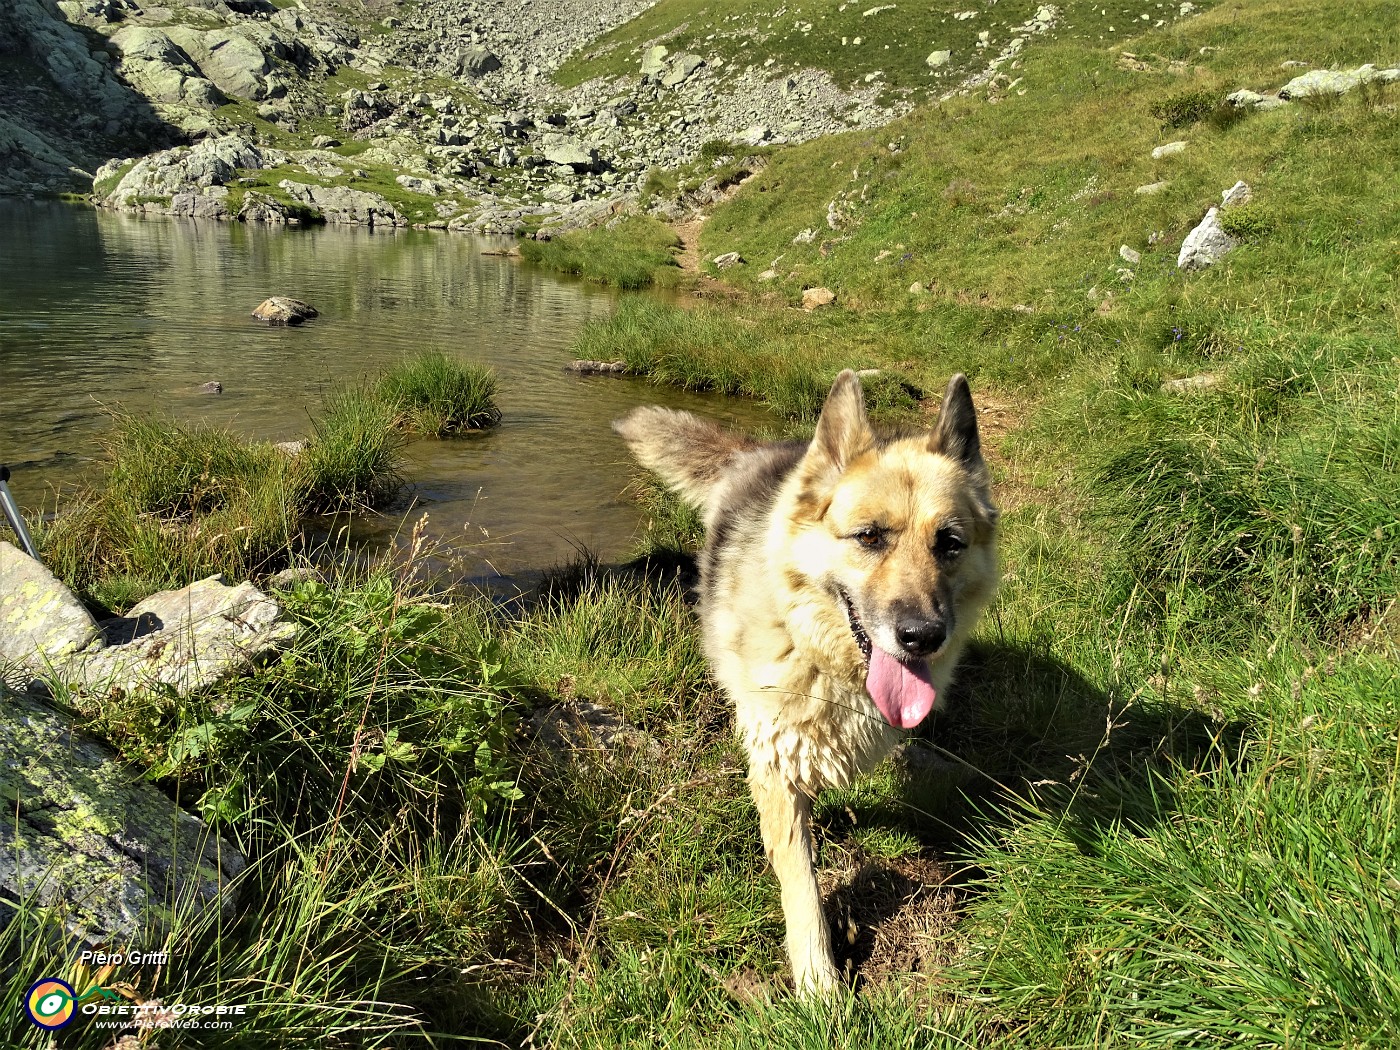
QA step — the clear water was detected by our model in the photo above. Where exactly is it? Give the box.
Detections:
[0,201,772,583]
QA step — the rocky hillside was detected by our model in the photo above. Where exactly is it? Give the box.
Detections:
[4,0,1195,233]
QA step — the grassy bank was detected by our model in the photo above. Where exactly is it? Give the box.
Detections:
[518,215,683,289]
[545,0,1400,1043]
[36,353,498,610]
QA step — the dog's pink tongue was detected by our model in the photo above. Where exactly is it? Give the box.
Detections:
[866,647,937,729]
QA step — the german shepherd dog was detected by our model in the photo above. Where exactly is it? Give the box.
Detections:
[614,370,998,995]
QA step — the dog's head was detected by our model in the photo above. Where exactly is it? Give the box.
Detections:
[786,371,999,729]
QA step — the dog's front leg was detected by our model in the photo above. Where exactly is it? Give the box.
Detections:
[749,766,840,996]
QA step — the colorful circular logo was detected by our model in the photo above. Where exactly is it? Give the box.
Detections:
[24,978,78,1030]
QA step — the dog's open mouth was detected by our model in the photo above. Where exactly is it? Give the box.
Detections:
[839,588,937,731]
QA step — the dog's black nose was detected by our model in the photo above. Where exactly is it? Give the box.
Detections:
[895,617,946,656]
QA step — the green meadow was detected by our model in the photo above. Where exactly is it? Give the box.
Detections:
[5,1,1398,1046]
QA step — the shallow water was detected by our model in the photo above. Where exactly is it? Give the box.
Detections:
[0,201,773,582]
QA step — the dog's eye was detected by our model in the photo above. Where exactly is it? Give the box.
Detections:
[934,528,966,560]
[852,527,886,551]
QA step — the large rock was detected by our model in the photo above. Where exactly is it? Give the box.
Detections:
[276,181,406,227]
[1177,206,1237,272]
[660,53,705,88]
[0,681,246,942]
[3,561,298,698]
[109,25,209,106]
[94,135,284,211]
[455,47,502,78]
[540,134,602,172]
[197,28,272,99]
[1279,65,1400,100]
[59,576,297,696]
[640,45,669,79]
[252,296,318,324]
[163,25,271,100]
[0,541,103,669]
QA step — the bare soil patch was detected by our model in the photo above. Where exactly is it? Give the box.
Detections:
[824,848,961,988]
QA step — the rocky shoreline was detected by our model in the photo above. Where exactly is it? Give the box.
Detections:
[12,0,1348,238]
[4,0,909,234]
[5,0,1086,235]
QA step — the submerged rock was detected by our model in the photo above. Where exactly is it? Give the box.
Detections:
[252,296,318,324]
[565,359,628,375]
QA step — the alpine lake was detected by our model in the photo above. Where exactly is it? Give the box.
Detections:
[0,200,774,588]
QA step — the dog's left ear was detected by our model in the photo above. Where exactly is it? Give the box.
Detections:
[930,374,983,468]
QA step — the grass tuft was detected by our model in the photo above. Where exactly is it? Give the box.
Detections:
[377,351,502,435]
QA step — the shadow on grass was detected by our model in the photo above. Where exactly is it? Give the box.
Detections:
[817,637,1249,986]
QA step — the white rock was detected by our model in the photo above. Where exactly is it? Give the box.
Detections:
[1221,180,1252,208]
[1177,206,1237,271]
[1152,140,1187,159]
[1162,373,1220,393]
[926,50,952,67]
[1119,244,1141,264]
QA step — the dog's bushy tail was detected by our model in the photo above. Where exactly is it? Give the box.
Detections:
[613,407,759,511]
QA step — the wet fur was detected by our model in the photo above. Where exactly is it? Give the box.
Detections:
[613,371,998,995]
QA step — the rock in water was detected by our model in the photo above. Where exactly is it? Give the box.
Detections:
[565,359,628,375]
[252,296,318,324]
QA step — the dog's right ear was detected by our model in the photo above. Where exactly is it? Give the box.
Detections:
[800,369,874,483]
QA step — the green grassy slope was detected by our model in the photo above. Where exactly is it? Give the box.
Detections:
[550,0,1400,1043]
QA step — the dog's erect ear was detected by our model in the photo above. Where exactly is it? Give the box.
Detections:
[930,373,982,468]
[806,369,874,476]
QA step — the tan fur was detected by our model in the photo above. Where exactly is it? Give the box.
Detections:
[614,370,998,995]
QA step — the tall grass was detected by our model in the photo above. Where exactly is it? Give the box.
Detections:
[300,385,405,513]
[574,296,920,421]
[38,416,304,605]
[38,396,404,607]
[377,351,501,435]
[3,561,529,1048]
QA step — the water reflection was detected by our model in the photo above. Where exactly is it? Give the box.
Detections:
[0,201,774,579]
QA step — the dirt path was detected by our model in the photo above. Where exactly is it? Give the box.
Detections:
[671,217,706,274]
